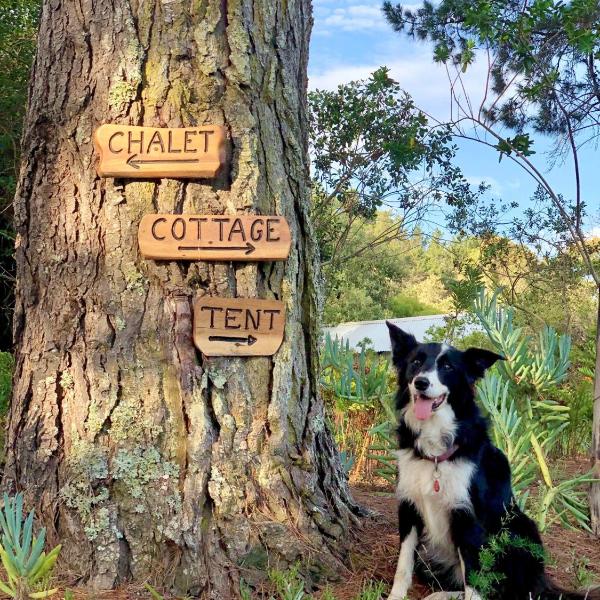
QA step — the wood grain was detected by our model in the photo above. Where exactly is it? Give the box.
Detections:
[193,297,286,356]
[138,214,291,261]
[94,124,227,178]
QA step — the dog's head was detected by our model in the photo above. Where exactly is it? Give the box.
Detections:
[386,321,503,421]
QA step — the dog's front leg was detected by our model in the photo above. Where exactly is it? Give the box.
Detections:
[389,526,417,600]
[450,509,485,600]
[389,501,422,600]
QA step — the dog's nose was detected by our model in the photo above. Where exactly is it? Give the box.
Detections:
[414,377,429,391]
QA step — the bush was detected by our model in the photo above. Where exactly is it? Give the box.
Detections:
[0,351,13,414]
[387,293,438,318]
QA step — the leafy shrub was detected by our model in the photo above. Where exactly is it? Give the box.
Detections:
[0,352,13,414]
[387,293,438,318]
[473,289,596,531]
[468,525,545,599]
[320,335,395,482]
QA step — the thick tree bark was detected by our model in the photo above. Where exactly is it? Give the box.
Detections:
[4,0,361,594]
[591,287,600,535]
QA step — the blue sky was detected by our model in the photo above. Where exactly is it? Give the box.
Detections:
[308,0,600,237]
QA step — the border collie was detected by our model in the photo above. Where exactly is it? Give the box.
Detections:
[386,322,599,600]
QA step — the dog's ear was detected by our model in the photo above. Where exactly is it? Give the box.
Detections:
[386,321,418,366]
[463,347,505,380]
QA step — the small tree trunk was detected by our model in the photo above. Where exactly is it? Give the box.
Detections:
[591,286,600,535]
[4,0,361,594]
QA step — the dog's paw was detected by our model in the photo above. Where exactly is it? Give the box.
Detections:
[464,588,483,600]
[387,590,409,600]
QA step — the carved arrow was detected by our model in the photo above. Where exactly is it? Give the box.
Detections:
[208,334,258,346]
[126,154,200,169]
[177,242,256,255]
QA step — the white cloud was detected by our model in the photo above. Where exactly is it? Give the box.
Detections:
[308,50,490,121]
[322,5,387,31]
[313,1,391,33]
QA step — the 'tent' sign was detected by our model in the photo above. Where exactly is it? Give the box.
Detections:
[94,124,226,179]
[193,297,286,357]
[138,214,292,261]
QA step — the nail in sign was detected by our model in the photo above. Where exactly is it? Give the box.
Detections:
[138,214,291,261]
[94,124,226,178]
[193,297,286,357]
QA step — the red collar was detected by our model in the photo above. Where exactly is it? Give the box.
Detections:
[424,444,459,463]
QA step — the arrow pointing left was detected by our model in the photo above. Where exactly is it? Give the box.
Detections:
[126,154,200,169]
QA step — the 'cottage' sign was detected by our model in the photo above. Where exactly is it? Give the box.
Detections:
[138,214,291,261]
[94,124,226,178]
[193,297,286,356]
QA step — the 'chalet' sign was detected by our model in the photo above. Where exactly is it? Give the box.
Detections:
[193,297,286,356]
[138,214,291,261]
[94,124,226,178]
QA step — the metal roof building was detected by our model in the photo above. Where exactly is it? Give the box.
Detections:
[323,315,450,353]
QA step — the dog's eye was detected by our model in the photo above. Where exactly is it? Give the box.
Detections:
[412,358,422,367]
[442,362,453,371]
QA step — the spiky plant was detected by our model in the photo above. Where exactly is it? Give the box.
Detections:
[0,493,61,599]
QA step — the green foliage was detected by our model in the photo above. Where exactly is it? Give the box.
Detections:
[320,335,399,484]
[309,68,484,300]
[321,335,397,482]
[144,583,165,600]
[241,565,387,600]
[0,351,13,414]
[321,215,472,325]
[473,289,571,392]
[468,525,545,599]
[382,0,600,364]
[0,0,40,350]
[494,134,536,161]
[387,293,438,318]
[571,555,597,589]
[268,564,307,600]
[383,0,600,137]
[0,493,61,599]
[321,335,392,412]
[473,289,596,531]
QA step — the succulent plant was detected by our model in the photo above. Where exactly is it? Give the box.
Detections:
[0,493,61,599]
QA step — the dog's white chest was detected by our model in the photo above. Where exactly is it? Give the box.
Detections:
[396,450,475,569]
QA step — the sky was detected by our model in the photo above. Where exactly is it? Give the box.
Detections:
[308,0,600,238]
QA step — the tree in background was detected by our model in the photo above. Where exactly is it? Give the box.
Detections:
[308,67,484,305]
[384,0,600,532]
[0,0,38,349]
[3,0,361,593]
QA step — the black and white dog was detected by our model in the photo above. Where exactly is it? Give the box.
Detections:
[386,322,599,600]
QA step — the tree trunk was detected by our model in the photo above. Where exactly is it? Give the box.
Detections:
[4,0,361,594]
[591,286,600,535]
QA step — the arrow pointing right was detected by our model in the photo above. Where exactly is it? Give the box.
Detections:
[208,334,258,346]
[178,242,256,255]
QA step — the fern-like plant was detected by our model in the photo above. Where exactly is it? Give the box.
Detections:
[0,493,61,599]
[473,289,597,532]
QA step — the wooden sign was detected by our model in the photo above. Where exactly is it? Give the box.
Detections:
[94,124,226,178]
[138,214,291,261]
[193,297,286,356]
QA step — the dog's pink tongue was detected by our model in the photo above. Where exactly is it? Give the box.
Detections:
[414,396,435,420]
